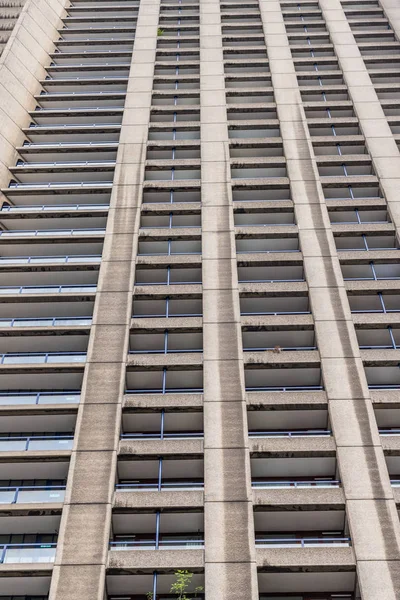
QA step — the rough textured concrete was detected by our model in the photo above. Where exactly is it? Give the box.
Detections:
[0,0,26,56]
[48,0,160,598]
[0,0,68,187]
[200,1,258,598]
[261,0,400,596]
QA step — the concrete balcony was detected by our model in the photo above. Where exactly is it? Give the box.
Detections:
[107,547,204,571]
[256,545,355,569]
[123,393,203,411]
[118,437,203,458]
[249,435,336,458]
[253,485,345,509]
[114,488,203,510]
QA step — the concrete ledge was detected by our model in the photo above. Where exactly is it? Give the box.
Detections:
[0,404,79,416]
[353,313,400,327]
[246,390,327,409]
[236,252,302,265]
[382,437,400,453]
[131,317,203,331]
[249,436,336,457]
[244,350,320,367]
[253,486,345,509]
[235,227,297,239]
[134,284,202,297]
[0,563,54,576]
[239,282,308,294]
[123,393,203,410]
[0,450,71,462]
[346,280,400,293]
[241,314,314,329]
[107,548,204,571]
[138,231,202,244]
[0,502,63,516]
[136,254,201,267]
[114,489,204,510]
[361,349,400,365]
[332,223,394,234]
[393,487,400,506]
[119,438,203,457]
[126,352,203,368]
[256,546,355,569]
[141,202,200,213]
[371,390,400,407]
[339,250,400,262]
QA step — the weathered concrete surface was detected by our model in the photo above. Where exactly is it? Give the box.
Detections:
[48,0,160,598]
[200,1,258,598]
[261,0,400,596]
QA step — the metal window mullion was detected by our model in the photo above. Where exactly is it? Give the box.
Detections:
[370,261,378,281]
[378,292,386,313]
[164,330,168,354]
[160,409,165,439]
[155,511,161,549]
[158,457,163,491]
[388,326,397,350]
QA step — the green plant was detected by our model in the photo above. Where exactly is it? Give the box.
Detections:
[157,27,164,36]
[171,570,203,599]
[147,570,203,600]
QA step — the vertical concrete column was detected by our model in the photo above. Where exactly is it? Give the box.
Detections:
[0,0,69,186]
[200,2,258,599]
[49,1,159,598]
[259,2,400,598]
[320,0,400,240]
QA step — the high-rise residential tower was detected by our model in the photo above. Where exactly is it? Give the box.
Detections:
[1,0,400,598]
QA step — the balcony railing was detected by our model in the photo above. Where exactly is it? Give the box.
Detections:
[0,543,57,564]
[1,203,109,212]
[0,285,97,295]
[8,181,112,190]
[240,310,311,316]
[252,480,340,489]
[249,429,331,438]
[379,429,400,436]
[238,277,305,283]
[129,347,202,355]
[0,255,101,265]
[0,352,87,364]
[110,539,204,550]
[369,384,400,389]
[243,345,317,352]
[0,317,92,327]
[255,537,351,548]
[116,481,204,491]
[16,160,116,167]
[0,485,66,504]
[0,436,73,451]
[126,386,203,394]
[121,432,203,440]
[246,385,324,392]
[0,228,105,236]
[135,279,202,286]
[0,391,80,405]
[133,311,202,318]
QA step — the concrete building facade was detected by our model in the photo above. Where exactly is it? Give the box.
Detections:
[1,0,400,598]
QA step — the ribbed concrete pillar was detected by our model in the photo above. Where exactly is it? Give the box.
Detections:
[260,2,400,598]
[48,1,159,598]
[320,0,400,241]
[200,2,258,598]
